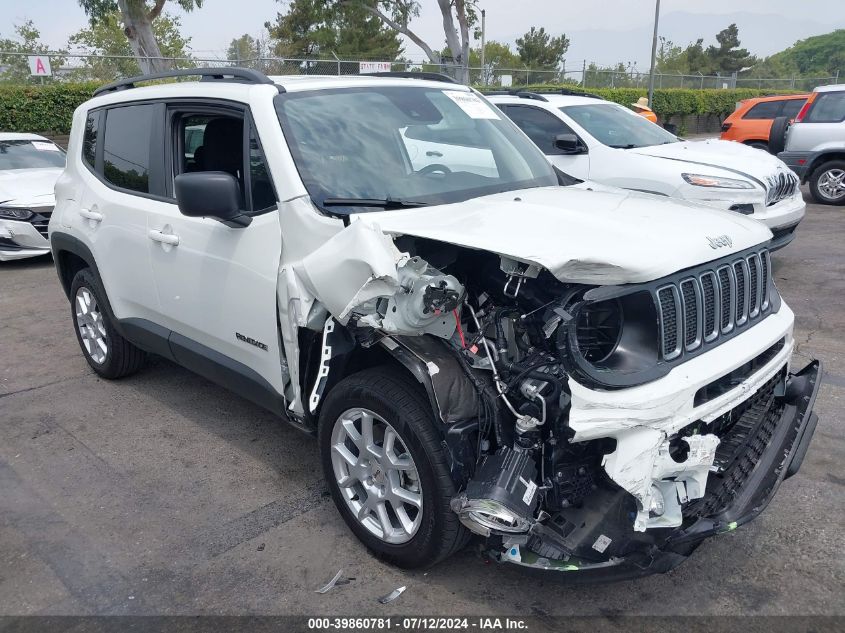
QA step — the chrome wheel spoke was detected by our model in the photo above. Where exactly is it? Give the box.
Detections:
[394,504,416,534]
[332,443,358,468]
[374,502,393,537]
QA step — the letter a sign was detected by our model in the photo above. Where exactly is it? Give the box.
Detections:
[28,56,52,77]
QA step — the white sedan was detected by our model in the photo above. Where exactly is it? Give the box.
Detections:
[0,133,66,261]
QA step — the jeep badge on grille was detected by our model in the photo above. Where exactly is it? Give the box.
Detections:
[706,235,733,249]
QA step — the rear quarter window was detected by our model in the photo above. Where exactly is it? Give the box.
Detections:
[102,104,155,193]
[742,101,783,120]
[82,111,99,169]
[806,92,845,123]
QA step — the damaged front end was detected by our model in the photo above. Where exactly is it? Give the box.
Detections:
[289,215,820,580]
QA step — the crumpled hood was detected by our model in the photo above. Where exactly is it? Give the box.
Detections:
[629,139,788,184]
[0,168,62,205]
[356,186,771,285]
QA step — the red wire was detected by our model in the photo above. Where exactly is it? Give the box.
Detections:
[453,309,467,348]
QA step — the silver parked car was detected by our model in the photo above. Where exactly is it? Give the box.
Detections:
[777,84,845,205]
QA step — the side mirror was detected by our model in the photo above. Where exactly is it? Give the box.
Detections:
[174,172,252,228]
[554,133,586,154]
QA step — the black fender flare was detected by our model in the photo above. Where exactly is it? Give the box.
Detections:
[50,231,101,300]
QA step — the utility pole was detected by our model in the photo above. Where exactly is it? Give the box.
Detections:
[480,9,487,86]
[647,0,661,108]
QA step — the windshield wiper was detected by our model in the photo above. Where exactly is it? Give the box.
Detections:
[322,197,428,210]
[609,144,637,149]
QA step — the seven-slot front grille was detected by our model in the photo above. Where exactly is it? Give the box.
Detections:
[657,250,772,361]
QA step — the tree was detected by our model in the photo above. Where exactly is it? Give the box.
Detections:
[468,40,519,84]
[515,27,568,84]
[77,0,202,74]
[266,0,402,60]
[340,0,479,84]
[68,11,191,80]
[706,24,757,73]
[228,34,260,64]
[0,21,67,82]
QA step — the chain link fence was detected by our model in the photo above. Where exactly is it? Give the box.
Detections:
[0,51,840,91]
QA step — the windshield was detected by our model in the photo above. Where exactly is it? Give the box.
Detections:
[274,86,557,212]
[0,139,66,170]
[561,103,678,149]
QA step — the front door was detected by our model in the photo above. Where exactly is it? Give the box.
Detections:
[145,103,286,395]
[498,104,590,180]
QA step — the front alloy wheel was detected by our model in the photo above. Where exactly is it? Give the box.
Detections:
[330,407,423,544]
[318,368,468,568]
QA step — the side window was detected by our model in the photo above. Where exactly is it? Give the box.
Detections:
[806,92,845,123]
[742,101,783,120]
[781,99,806,119]
[500,105,574,154]
[82,111,99,169]
[248,125,276,212]
[102,104,155,193]
[170,109,275,214]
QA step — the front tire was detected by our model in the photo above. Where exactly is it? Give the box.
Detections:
[70,268,146,379]
[318,368,468,568]
[809,160,845,205]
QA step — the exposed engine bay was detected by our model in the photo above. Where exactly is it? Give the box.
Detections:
[289,217,817,576]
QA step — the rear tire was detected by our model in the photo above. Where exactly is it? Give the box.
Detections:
[70,268,146,379]
[746,141,770,152]
[768,116,790,154]
[809,160,845,205]
[318,367,468,569]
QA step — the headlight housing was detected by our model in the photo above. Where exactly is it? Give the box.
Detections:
[682,173,754,189]
[0,207,34,220]
[560,290,664,389]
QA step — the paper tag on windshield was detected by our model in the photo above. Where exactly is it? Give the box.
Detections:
[32,141,59,152]
[443,90,500,119]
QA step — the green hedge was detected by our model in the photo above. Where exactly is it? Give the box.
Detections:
[0,83,100,134]
[480,85,806,118]
[0,82,807,134]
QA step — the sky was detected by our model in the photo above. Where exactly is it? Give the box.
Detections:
[1,0,843,68]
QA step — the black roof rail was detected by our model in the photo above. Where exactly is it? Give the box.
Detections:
[369,71,457,84]
[483,90,549,102]
[93,67,276,97]
[530,87,605,100]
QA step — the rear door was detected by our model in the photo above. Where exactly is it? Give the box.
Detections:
[497,104,590,180]
[73,102,165,323]
[145,101,286,394]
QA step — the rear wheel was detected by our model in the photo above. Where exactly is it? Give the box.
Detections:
[809,160,845,205]
[318,368,468,568]
[70,268,146,378]
[768,116,790,154]
[746,141,770,152]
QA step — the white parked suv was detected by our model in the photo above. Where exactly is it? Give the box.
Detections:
[487,90,806,250]
[50,69,820,580]
[0,133,66,261]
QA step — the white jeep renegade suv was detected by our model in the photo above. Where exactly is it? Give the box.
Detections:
[49,69,820,579]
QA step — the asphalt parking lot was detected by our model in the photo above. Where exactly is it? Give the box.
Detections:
[1,189,843,619]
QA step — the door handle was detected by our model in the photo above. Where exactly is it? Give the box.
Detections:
[79,208,103,222]
[148,229,180,246]
[426,150,443,157]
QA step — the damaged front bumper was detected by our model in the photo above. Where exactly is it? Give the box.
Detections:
[496,359,821,580]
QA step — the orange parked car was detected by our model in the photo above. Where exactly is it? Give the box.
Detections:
[720,94,809,151]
